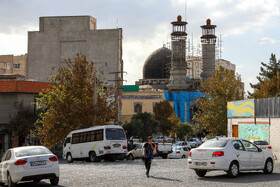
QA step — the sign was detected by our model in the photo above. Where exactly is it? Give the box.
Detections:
[227,99,254,117]
[122,95,162,99]
[122,85,139,92]
[238,123,269,143]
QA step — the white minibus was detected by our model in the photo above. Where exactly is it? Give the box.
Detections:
[62,125,127,163]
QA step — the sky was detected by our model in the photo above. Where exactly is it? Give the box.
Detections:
[0,0,280,95]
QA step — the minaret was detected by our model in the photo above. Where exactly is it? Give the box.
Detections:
[167,15,188,91]
[200,19,217,80]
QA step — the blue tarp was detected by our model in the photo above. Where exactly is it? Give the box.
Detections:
[164,91,204,123]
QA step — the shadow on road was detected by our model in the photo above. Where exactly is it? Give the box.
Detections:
[150,176,182,182]
[16,180,65,187]
[198,171,280,183]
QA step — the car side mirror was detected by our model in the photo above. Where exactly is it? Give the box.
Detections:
[258,148,262,152]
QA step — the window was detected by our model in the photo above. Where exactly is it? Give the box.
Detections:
[64,137,71,146]
[13,63,20,69]
[15,147,51,157]
[232,140,245,151]
[96,130,103,141]
[72,133,80,144]
[134,103,142,113]
[106,128,126,140]
[2,150,11,161]
[90,131,96,141]
[199,139,228,148]
[242,140,259,152]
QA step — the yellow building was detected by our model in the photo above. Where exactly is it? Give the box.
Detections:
[121,85,168,123]
[0,54,28,78]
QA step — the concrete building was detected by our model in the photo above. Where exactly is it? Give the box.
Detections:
[0,54,28,78]
[27,16,123,90]
[227,97,280,159]
[0,80,51,153]
[200,19,217,80]
[167,15,189,91]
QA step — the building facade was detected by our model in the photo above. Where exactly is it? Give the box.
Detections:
[27,16,123,89]
[0,54,28,78]
[227,97,280,159]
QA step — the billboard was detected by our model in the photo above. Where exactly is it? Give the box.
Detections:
[227,99,254,117]
[238,123,269,143]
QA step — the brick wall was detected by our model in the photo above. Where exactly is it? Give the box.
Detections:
[0,81,52,93]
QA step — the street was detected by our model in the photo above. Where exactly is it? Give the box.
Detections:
[15,158,280,187]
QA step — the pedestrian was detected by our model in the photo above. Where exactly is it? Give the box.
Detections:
[130,136,134,149]
[142,136,155,178]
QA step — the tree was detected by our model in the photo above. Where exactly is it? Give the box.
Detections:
[193,66,243,136]
[35,53,117,147]
[250,71,280,98]
[175,123,193,140]
[8,103,37,146]
[123,112,159,141]
[153,101,178,135]
[249,53,280,96]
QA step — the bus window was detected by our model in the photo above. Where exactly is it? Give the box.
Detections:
[64,137,71,147]
[90,131,96,141]
[72,133,80,144]
[106,128,126,140]
[96,130,103,141]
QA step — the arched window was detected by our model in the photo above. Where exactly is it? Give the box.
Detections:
[134,103,142,113]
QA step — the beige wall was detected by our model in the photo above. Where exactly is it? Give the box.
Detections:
[121,91,169,123]
[0,54,28,78]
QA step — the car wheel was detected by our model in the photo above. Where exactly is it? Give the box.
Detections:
[50,177,59,186]
[66,153,74,163]
[263,158,273,174]
[195,170,207,177]
[127,154,134,160]
[162,154,168,159]
[89,151,100,162]
[227,161,239,178]
[181,155,186,159]
[7,173,16,187]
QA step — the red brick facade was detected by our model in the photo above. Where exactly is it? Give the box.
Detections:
[0,81,52,93]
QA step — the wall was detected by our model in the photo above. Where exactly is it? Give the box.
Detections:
[121,91,166,123]
[27,16,122,88]
[0,54,28,78]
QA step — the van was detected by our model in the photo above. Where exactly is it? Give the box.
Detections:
[63,125,127,163]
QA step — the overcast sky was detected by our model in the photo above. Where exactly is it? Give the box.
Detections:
[0,0,280,95]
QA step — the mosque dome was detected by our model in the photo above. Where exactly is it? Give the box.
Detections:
[143,47,171,79]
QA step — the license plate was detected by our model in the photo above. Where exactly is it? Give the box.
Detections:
[195,162,207,166]
[113,144,120,148]
[31,160,46,166]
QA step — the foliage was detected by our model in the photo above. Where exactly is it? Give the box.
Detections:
[249,53,280,96]
[8,102,37,146]
[123,112,160,142]
[153,101,179,135]
[250,71,280,98]
[175,123,193,140]
[193,66,243,136]
[35,53,117,147]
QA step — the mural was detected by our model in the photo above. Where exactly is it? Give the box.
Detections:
[238,123,269,143]
[227,99,254,117]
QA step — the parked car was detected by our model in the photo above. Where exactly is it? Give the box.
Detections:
[172,141,191,150]
[189,137,202,148]
[202,137,214,142]
[251,140,272,152]
[188,138,274,178]
[168,146,190,159]
[157,143,173,159]
[0,146,60,187]
[126,143,157,160]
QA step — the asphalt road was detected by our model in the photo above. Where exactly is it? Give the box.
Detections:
[15,158,280,187]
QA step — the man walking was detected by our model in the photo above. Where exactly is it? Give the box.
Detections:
[142,136,155,177]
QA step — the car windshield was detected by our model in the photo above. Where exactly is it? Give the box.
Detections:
[199,139,228,148]
[106,128,126,140]
[254,141,268,145]
[15,147,51,157]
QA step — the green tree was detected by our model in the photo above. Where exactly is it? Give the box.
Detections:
[8,103,37,146]
[176,123,193,140]
[249,53,280,96]
[194,66,243,136]
[35,53,117,147]
[123,112,159,141]
[153,101,178,135]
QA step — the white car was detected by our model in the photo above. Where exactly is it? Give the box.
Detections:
[189,138,202,148]
[172,141,191,150]
[251,140,272,151]
[168,146,190,159]
[126,143,157,160]
[188,138,274,178]
[0,146,60,187]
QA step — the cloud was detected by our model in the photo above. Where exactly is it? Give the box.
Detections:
[257,37,279,45]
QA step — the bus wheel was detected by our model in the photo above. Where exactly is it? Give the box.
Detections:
[89,152,100,162]
[67,153,74,163]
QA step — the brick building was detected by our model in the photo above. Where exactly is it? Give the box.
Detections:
[0,54,28,78]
